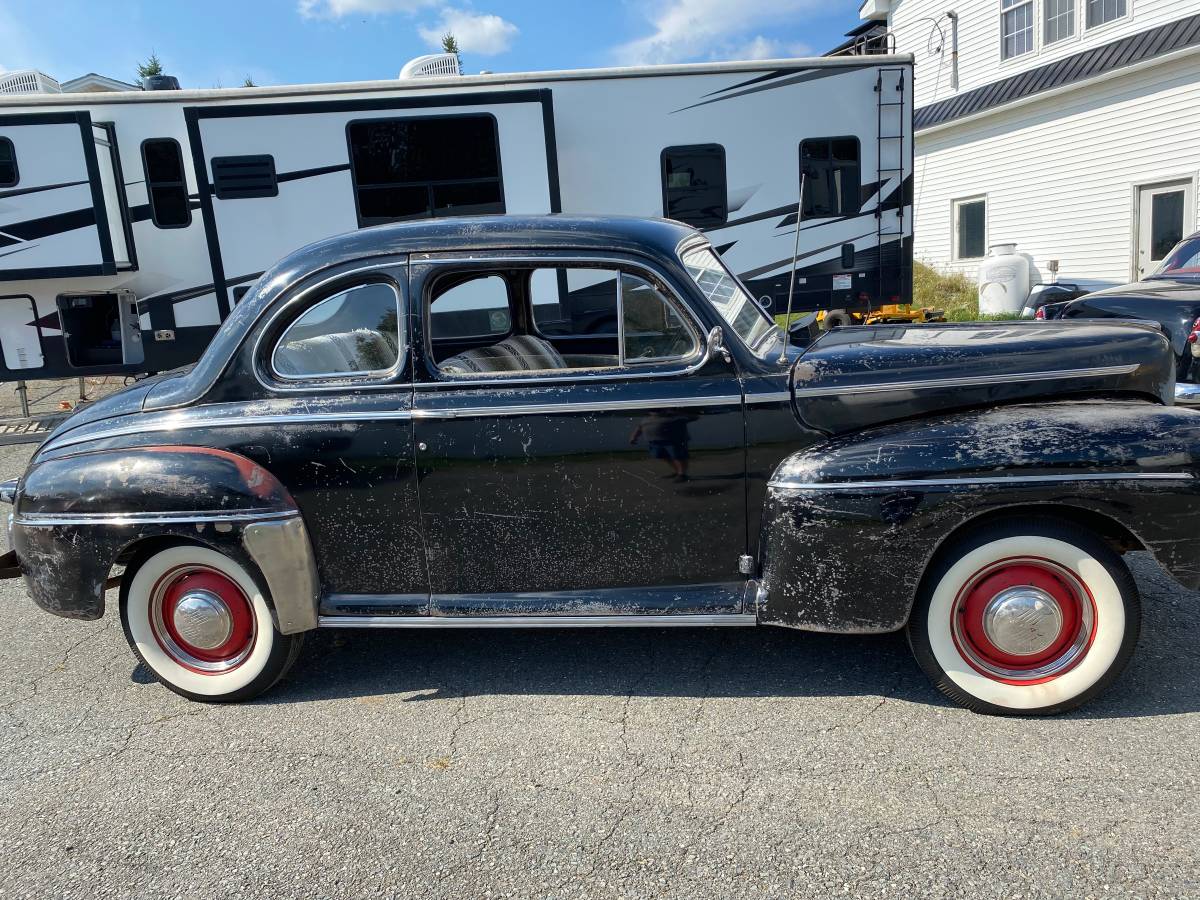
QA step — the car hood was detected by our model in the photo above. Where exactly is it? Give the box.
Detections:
[790,320,1173,435]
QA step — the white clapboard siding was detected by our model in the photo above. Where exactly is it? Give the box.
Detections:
[891,0,1194,109]
[911,52,1200,288]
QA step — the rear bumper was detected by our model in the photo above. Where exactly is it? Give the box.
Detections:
[0,548,19,580]
[1176,383,1200,406]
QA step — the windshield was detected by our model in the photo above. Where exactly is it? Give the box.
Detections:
[680,244,777,352]
[1153,236,1200,278]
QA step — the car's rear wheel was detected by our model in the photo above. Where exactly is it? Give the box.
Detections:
[120,544,303,702]
[908,518,1140,715]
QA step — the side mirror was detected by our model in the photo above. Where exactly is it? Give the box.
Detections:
[758,295,774,311]
[705,325,732,365]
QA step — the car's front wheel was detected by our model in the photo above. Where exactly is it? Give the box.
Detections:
[908,517,1140,716]
[120,544,303,702]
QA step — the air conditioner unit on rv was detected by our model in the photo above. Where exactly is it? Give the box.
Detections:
[399,54,461,79]
[0,70,62,95]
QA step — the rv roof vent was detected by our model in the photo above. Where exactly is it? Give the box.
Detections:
[399,54,462,79]
[142,74,181,91]
[0,70,63,95]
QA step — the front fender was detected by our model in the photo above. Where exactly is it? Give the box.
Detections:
[758,401,1200,632]
[10,446,319,634]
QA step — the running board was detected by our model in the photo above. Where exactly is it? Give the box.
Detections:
[317,614,758,629]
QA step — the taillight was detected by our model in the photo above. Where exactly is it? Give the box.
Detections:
[1188,315,1200,344]
[1035,306,1046,320]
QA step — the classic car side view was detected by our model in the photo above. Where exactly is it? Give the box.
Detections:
[1040,232,1200,406]
[4,215,1200,715]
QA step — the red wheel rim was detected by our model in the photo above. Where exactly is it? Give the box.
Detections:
[950,556,1096,685]
[149,565,256,674]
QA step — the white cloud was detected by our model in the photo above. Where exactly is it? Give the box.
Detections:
[614,0,822,65]
[298,0,436,20]
[418,8,518,56]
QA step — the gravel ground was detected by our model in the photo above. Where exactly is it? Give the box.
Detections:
[0,441,1197,899]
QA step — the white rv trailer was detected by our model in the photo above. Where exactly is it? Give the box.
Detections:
[0,54,914,381]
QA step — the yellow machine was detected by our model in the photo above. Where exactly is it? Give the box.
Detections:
[818,304,946,329]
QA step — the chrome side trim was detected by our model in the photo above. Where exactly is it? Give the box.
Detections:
[744,391,792,405]
[47,395,747,449]
[415,394,742,419]
[243,516,320,635]
[792,363,1140,398]
[0,478,16,505]
[318,613,759,629]
[769,472,1195,491]
[13,509,299,527]
[1175,382,1200,406]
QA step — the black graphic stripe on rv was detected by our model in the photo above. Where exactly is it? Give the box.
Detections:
[127,200,203,224]
[0,179,89,200]
[699,69,801,98]
[673,68,860,113]
[737,232,877,281]
[0,208,97,247]
[141,272,265,307]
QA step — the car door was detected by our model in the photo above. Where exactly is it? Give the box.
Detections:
[409,251,748,616]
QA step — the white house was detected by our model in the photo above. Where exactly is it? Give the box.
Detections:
[856,0,1200,290]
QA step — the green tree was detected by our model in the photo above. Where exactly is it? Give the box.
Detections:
[441,32,463,75]
[136,52,164,82]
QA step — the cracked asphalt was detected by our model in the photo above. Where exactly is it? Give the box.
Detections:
[1,442,1198,899]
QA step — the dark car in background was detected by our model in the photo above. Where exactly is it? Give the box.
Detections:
[1041,233,1200,404]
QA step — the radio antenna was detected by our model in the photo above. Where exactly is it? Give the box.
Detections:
[777,169,807,364]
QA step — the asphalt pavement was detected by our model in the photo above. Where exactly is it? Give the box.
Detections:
[0,440,1197,898]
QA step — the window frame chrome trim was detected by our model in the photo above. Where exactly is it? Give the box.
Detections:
[792,363,1139,398]
[252,260,411,395]
[417,253,707,386]
[269,280,405,383]
[768,472,1195,491]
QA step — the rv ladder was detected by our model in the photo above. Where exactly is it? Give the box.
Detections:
[875,67,907,305]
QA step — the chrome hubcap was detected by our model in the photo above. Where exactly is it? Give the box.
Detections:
[982,587,1063,657]
[171,589,234,651]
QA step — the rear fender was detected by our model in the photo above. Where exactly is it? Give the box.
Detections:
[10,446,319,634]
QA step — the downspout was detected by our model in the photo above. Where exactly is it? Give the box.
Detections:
[946,10,960,90]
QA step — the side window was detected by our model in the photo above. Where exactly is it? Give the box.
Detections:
[141,139,191,228]
[621,274,697,363]
[953,196,988,260]
[800,137,861,219]
[433,265,698,377]
[431,275,512,340]
[347,115,505,226]
[661,144,726,228]
[0,138,17,188]
[273,282,402,379]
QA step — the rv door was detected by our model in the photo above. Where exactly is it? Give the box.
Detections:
[0,111,133,280]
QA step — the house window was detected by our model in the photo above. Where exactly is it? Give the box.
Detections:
[141,139,191,229]
[1001,0,1034,59]
[347,115,505,227]
[953,197,988,260]
[1086,0,1127,28]
[1044,0,1076,44]
[800,137,861,219]
[661,144,727,228]
[0,138,17,188]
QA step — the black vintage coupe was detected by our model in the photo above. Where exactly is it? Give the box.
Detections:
[4,216,1200,716]
[1043,232,1200,406]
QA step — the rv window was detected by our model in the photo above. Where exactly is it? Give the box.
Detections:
[347,115,505,226]
[800,138,861,219]
[953,196,987,260]
[661,145,727,228]
[0,138,17,187]
[141,139,191,229]
[272,282,402,380]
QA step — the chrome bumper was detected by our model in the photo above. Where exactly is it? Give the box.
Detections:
[1176,383,1200,406]
[0,478,16,505]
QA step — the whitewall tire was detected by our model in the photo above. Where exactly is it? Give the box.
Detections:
[120,545,303,702]
[908,518,1140,716]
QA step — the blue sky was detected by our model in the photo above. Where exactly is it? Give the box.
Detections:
[0,1,863,88]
